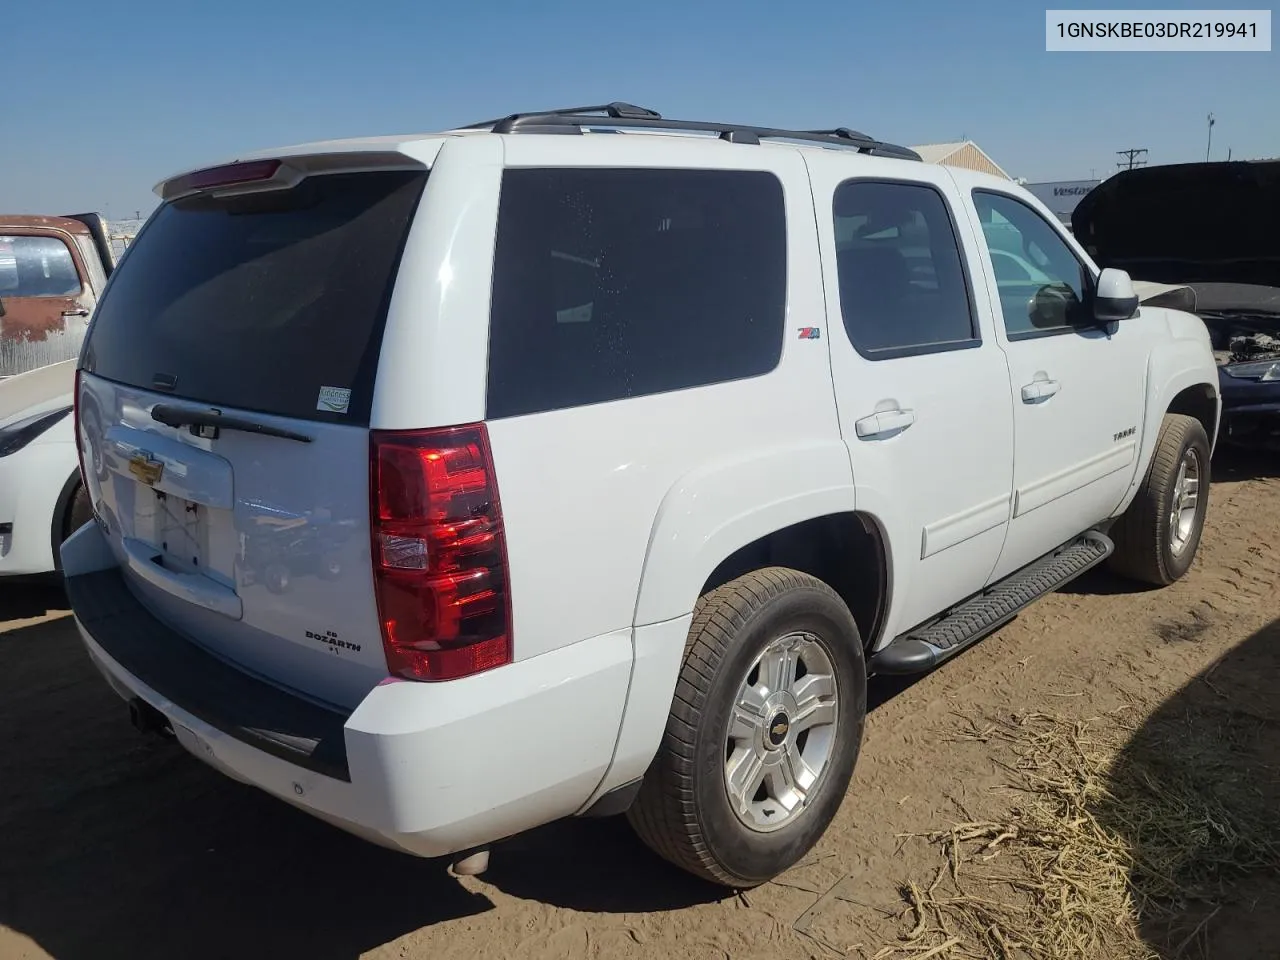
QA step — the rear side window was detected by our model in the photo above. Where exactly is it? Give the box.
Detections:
[486,168,787,419]
[833,180,977,358]
[82,170,427,424]
[0,236,81,297]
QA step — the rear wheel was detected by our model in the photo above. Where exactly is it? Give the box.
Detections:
[627,567,866,887]
[64,483,94,541]
[1108,413,1210,586]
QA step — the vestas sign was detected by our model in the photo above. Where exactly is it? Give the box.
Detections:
[1023,179,1101,214]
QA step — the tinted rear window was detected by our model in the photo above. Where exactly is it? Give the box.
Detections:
[833,180,977,357]
[485,168,787,419]
[82,170,427,424]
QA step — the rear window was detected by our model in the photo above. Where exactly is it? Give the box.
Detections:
[485,168,787,419]
[833,180,977,358]
[82,170,427,424]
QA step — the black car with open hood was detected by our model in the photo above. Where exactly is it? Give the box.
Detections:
[1073,160,1280,451]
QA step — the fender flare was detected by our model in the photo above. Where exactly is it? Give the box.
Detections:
[631,440,857,627]
[1120,343,1220,513]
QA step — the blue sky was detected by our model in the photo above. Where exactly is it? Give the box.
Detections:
[6,0,1276,217]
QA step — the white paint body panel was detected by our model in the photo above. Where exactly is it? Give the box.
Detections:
[0,410,78,576]
[0,361,79,576]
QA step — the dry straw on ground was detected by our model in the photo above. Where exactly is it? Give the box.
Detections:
[871,709,1280,960]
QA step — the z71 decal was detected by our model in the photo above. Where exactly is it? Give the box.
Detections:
[797,327,822,340]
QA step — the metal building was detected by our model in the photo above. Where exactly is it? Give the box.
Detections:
[909,141,1012,180]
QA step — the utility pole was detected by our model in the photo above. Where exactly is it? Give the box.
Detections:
[1116,148,1148,171]
[1206,113,1215,161]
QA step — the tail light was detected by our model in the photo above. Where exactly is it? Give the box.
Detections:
[160,159,292,201]
[186,159,282,191]
[73,369,87,485]
[370,424,512,681]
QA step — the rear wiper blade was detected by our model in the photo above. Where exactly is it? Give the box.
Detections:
[151,404,312,443]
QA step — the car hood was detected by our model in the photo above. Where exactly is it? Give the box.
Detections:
[1072,160,1280,290]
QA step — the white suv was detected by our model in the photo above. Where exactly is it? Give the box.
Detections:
[63,103,1220,888]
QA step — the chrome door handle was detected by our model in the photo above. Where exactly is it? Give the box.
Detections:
[1020,378,1061,402]
[854,408,916,439]
[61,308,90,318]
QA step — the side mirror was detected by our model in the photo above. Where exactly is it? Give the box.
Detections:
[1093,267,1139,322]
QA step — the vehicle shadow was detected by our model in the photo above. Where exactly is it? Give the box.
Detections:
[481,669,926,911]
[1097,616,1280,959]
[1211,445,1280,481]
[0,605,931,959]
[0,578,69,622]
[1060,445,1269,599]
[0,616,492,960]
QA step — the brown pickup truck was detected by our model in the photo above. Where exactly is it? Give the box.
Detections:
[0,213,116,380]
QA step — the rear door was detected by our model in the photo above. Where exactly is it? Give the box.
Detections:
[804,154,1016,639]
[0,229,95,378]
[76,164,429,709]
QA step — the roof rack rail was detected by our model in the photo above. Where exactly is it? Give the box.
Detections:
[462,104,921,161]
[461,101,662,131]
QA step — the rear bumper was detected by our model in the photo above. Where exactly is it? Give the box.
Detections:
[68,563,633,860]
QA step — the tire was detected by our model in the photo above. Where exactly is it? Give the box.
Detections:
[318,553,343,581]
[264,563,291,595]
[626,567,867,888]
[1108,413,1210,586]
[65,483,94,541]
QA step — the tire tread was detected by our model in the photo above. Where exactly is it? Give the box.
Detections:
[1108,413,1205,585]
[626,567,846,886]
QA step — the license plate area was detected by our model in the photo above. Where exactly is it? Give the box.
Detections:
[132,487,210,574]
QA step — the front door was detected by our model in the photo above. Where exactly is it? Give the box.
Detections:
[0,230,95,379]
[964,187,1149,582]
[806,154,1016,640]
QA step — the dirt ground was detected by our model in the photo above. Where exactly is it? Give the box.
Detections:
[1,452,1276,960]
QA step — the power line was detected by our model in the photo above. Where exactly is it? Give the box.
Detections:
[1116,148,1148,171]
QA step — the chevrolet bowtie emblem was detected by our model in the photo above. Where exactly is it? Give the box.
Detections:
[128,451,164,486]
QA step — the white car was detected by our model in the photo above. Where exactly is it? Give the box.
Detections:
[0,359,88,576]
[62,103,1219,888]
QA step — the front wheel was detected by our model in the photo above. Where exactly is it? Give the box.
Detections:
[1108,413,1211,586]
[627,567,866,888]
